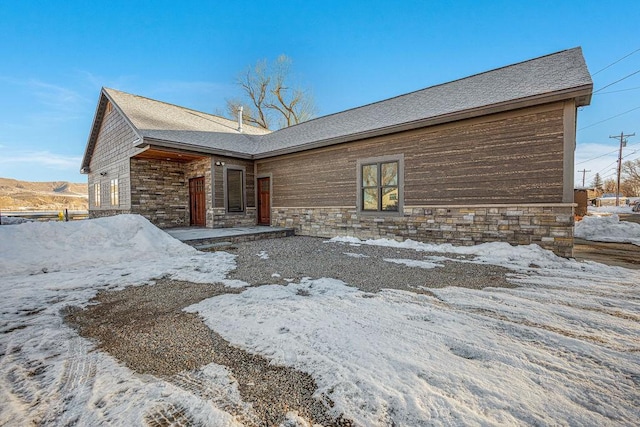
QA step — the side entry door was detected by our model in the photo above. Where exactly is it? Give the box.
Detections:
[257,177,270,225]
[189,177,206,226]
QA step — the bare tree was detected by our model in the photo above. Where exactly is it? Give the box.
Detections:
[226,55,316,130]
[621,159,640,196]
[603,178,617,193]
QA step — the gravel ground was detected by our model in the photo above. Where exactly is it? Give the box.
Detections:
[226,236,514,293]
[65,280,348,426]
[65,236,515,426]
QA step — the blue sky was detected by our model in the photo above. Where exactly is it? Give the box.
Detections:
[1,1,639,185]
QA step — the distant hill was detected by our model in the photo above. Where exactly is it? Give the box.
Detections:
[0,177,88,211]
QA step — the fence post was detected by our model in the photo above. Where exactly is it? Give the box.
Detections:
[65,208,69,222]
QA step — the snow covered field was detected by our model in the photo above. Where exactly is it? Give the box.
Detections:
[1,215,639,426]
[587,205,635,216]
[576,214,640,246]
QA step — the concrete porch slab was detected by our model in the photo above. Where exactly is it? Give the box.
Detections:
[164,226,295,248]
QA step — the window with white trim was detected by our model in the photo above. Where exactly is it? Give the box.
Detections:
[110,178,119,206]
[94,182,101,207]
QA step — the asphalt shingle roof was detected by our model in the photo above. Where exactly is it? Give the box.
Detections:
[93,47,592,163]
[256,47,592,156]
[103,88,268,155]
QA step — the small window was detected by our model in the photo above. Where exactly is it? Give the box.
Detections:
[110,178,119,206]
[94,183,101,207]
[226,169,244,213]
[106,101,113,114]
[360,160,400,212]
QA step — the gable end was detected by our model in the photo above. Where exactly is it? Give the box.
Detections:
[80,89,142,174]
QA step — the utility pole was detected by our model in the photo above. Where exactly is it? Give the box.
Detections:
[609,132,635,206]
[577,169,591,187]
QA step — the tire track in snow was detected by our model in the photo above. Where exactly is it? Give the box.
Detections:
[36,336,98,425]
[170,368,260,426]
[3,344,46,407]
[143,402,200,427]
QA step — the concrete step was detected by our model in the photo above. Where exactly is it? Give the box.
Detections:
[180,228,295,249]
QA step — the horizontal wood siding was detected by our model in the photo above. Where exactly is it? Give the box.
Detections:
[213,156,255,208]
[258,148,356,208]
[405,107,564,204]
[257,102,566,207]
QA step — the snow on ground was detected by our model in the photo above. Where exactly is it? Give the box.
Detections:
[190,238,640,425]
[587,205,634,216]
[0,216,32,225]
[575,214,640,245]
[1,215,639,426]
[0,215,242,426]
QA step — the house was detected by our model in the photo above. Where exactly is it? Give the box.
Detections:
[595,193,629,207]
[81,47,593,257]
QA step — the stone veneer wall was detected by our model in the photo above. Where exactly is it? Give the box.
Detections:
[212,207,257,228]
[129,159,189,228]
[271,204,575,257]
[89,209,132,219]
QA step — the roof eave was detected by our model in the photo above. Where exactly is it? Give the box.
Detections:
[254,84,594,159]
[140,137,254,160]
[79,90,108,173]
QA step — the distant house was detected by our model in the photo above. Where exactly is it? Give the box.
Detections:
[81,48,592,257]
[595,193,629,207]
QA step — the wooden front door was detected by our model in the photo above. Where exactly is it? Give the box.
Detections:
[189,177,206,226]
[257,177,271,225]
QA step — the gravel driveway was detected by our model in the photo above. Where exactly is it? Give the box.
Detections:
[66,236,515,426]
[226,236,514,293]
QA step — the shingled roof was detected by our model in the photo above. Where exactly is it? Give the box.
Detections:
[256,47,592,157]
[82,47,592,169]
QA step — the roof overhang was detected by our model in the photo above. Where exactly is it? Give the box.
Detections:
[132,84,593,161]
[138,137,254,160]
[131,145,209,162]
[253,84,594,159]
[80,92,109,173]
[82,75,592,168]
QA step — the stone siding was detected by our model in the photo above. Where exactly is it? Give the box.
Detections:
[212,208,257,228]
[88,209,132,219]
[271,204,575,257]
[130,159,189,228]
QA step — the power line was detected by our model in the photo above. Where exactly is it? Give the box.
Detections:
[578,105,640,131]
[595,160,619,175]
[593,86,640,95]
[600,171,617,181]
[575,140,640,165]
[592,47,640,76]
[576,149,619,165]
[593,68,640,94]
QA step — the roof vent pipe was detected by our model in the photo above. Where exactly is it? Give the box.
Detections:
[237,106,243,132]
